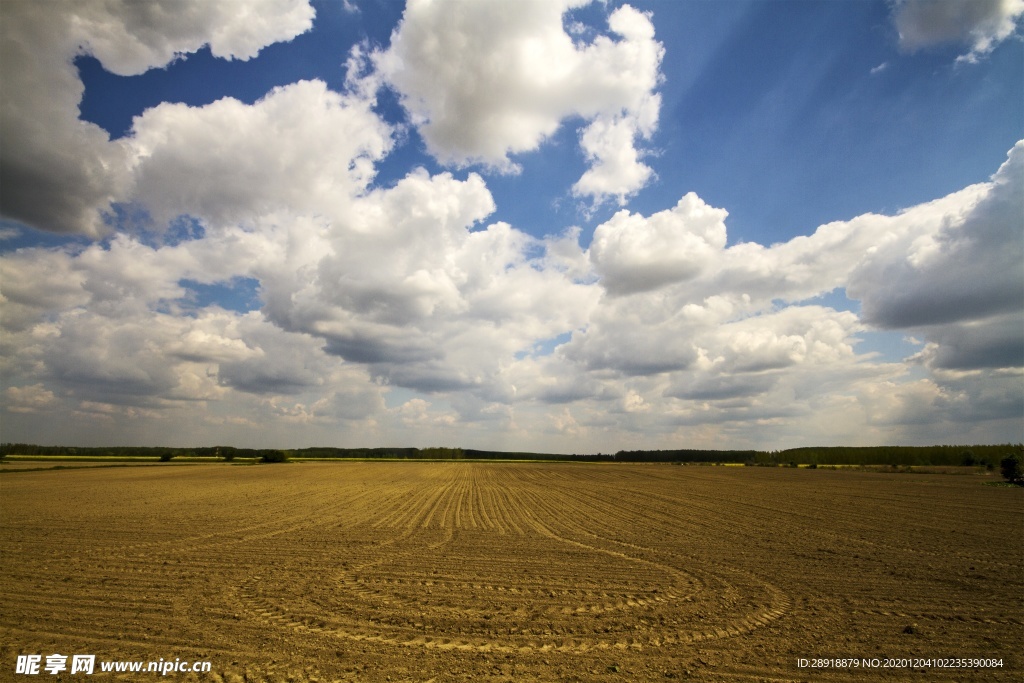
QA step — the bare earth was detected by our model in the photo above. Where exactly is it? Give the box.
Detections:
[1,462,1021,682]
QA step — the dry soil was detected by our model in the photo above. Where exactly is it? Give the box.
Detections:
[1,462,1020,681]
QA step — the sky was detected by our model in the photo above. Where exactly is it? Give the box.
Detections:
[0,0,1022,452]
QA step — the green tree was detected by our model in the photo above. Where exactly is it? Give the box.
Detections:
[260,450,289,463]
[999,454,1022,485]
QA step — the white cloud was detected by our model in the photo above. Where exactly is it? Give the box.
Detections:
[4,141,1021,449]
[269,170,599,394]
[858,378,953,426]
[0,249,91,331]
[843,142,1023,402]
[4,384,57,414]
[848,141,1023,330]
[375,0,663,200]
[705,307,861,374]
[573,103,659,205]
[518,140,1020,445]
[892,0,1024,62]
[0,0,315,235]
[398,398,457,428]
[72,0,314,76]
[127,79,393,229]
[41,311,188,402]
[0,0,1020,450]
[590,192,727,295]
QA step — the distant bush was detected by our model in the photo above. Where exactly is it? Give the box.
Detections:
[999,454,1022,485]
[159,453,174,462]
[260,450,289,463]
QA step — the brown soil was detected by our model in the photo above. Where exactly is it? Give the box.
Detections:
[1,463,1020,681]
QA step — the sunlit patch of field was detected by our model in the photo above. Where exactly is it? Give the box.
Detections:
[1,463,1020,681]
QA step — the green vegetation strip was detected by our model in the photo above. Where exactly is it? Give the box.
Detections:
[2,443,1020,474]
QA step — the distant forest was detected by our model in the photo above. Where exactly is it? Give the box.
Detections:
[1,443,1020,467]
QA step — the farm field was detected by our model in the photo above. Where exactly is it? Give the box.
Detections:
[1,463,1021,682]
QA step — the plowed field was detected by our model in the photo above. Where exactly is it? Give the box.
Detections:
[1,463,1021,681]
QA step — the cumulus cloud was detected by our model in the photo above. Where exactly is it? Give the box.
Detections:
[562,314,700,376]
[127,79,392,229]
[584,181,1001,313]
[4,384,57,414]
[845,142,1023,392]
[892,0,1024,62]
[572,104,659,203]
[0,249,91,331]
[3,142,1022,448]
[909,315,1023,371]
[666,373,779,402]
[2,265,363,409]
[849,141,1023,330]
[375,0,664,201]
[71,0,314,76]
[703,307,861,374]
[528,140,1021,443]
[0,0,1020,450]
[263,169,599,393]
[0,0,315,235]
[590,192,728,295]
[1,230,345,410]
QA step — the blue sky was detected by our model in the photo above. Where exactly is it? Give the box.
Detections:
[1,0,1021,451]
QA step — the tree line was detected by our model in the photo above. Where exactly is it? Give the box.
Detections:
[0,444,581,462]
[1,442,1019,467]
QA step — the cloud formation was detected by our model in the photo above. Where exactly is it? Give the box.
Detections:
[0,0,315,235]
[127,79,392,228]
[3,138,1021,448]
[590,193,728,295]
[0,0,1020,451]
[892,0,1024,62]
[849,141,1023,331]
[375,0,663,203]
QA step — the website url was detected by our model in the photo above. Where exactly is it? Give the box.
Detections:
[100,659,212,675]
[16,654,212,676]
